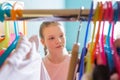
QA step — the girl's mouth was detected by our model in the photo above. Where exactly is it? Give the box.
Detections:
[56,45,62,48]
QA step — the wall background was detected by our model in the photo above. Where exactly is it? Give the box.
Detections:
[9,0,92,56]
[65,0,92,53]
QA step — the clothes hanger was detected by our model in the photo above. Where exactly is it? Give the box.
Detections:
[0,2,12,55]
[12,2,25,36]
[0,35,5,42]
[78,2,93,80]
[0,2,12,45]
[97,2,109,65]
[104,1,114,71]
[0,2,20,67]
[0,21,20,67]
[23,21,27,36]
[0,2,11,44]
[67,7,83,80]
[85,2,100,73]
[0,2,11,22]
[0,21,10,51]
[0,3,6,22]
[0,27,5,42]
[111,1,120,77]
[0,21,10,56]
[91,2,103,64]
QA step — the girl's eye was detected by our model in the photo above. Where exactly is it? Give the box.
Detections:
[60,34,63,38]
[49,37,55,40]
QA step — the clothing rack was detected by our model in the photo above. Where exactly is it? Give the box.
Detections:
[5,9,91,21]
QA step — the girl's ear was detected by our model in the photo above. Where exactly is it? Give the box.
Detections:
[40,39,45,46]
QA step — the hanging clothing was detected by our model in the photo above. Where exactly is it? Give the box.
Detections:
[0,57,51,80]
[0,35,50,80]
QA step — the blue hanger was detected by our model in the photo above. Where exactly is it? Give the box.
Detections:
[78,1,93,80]
[0,2,20,67]
[0,2,11,22]
[104,1,114,71]
[111,1,120,76]
[0,21,20,67]
[0,3,12,57]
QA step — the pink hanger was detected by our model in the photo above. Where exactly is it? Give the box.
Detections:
[104,1,114,71]
[97,2,109,65]
[111,1,120,77]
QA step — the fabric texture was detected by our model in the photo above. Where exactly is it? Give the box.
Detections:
[43,55,71,80]
[0,35,50,80]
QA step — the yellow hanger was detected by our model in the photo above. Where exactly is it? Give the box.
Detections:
[0,21,10,50]
[85,2,100,73]
[23,21,27,36]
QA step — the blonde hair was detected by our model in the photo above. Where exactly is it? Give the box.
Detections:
[39,21,63,39]
[39,21,64,55]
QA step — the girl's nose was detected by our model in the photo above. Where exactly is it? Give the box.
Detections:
[56,38,62,44]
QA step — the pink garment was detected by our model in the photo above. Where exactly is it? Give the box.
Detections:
[43,55,71,80]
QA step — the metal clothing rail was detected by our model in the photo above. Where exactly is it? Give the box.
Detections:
[5,9,90,21]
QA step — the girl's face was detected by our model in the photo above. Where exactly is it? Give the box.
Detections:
[41,25,66,54]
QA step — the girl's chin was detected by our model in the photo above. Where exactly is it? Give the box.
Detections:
[54,48,63,52]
